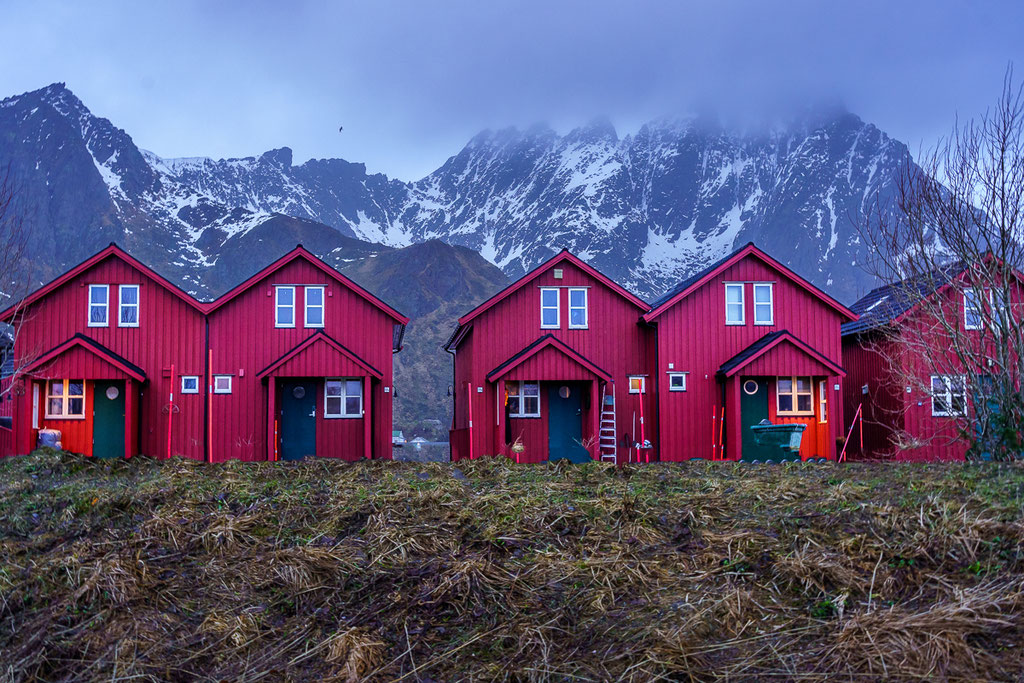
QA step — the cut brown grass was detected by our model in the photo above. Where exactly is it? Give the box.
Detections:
[0,450,1022,681]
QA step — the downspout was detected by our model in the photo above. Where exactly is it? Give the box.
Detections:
[204,318,211,463]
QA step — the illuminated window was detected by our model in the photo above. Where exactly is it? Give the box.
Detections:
[628,376,646,394]
[507,381,540,417]
[777,376,813,415]
[45,379,85,418]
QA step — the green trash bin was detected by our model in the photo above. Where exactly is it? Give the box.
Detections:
[746,421,806,463]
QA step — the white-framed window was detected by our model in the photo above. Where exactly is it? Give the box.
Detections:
[993,289,1010,332]
[45,379,85,419]
[88,285,109,327]
[964,288,983,330]
[305,286,325,328]
[325,378,363,418]
[118,284,139,327]
[931,375,966,417]
[753,283,774,325]
[818,380,828,423]
[777,376,813,415]
[213,375,233,394]
[628,376,646,394]
[668,373,687,392]
[181,376,199,394]
[540,288,560,328]
[725,283,745,325]
[275,286,295,328]
[568,288,588,328]
[507,381,541,418]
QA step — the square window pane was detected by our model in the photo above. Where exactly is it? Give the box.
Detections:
[69,398,84,415]
[524,382,539,397]
[307,308,323,325]
[542,309,558,326]
[671,374,685,389]
[277,308,293,325]
[797,395,812,412]
[68,382,84,397]
[778,378,793,394]
[570,308,586,326]
[306,288,323,305]
[121,286,138,304]
[345,380,362,397]
[326,397,342,415]
[326,381,342,397]
[508,396,521,415]
[91,287,107,304]
[345,397,361,415]
[121,307,137,324]
[278,288,294,304]
[569,289,586,306]
[524,397,539,415]
[50,381,63,396]
[778,395,794,412]
[507,381,519,397]
[727,303,743,322]
[48,398,63,415]
[541,289,558,307]
[90,307,107,323]
[797,378,811,392]
[754,285,771,303]
[726,285,742,303]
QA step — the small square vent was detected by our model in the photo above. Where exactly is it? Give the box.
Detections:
[553,268,563,279]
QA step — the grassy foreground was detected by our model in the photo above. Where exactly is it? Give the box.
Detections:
[1,451,1023,682]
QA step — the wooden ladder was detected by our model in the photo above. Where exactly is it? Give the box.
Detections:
[599,382,617,463]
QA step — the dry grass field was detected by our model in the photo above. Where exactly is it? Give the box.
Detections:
[1,450,1023,681]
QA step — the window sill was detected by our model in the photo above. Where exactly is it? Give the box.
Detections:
[540,325,560,330]
[324,414,364,419]
[725,321,745,326]
[305,324,325,329]
[87,323,109,328]
[776,412,815,417]
[117,324,140,328]
[274,324,296,329]
[509,414,541,419]
[754,322,774,326]
[669,388,687,392]
[568,325,589,330]
[44,415,86,421]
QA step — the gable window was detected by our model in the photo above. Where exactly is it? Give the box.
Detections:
[88,285,109,327]
[325,379,363,417]
[753,283,774,325]
[628,376,646,394]
[540,288,560,328]
[725,283,745,325]
[668,373,687,392]
[275,286,295,328]
[46,379,85,419]
[777,376,813,415]
[507,381,541,417]
[568,288,588,328]
[118,284,139,327]
[964,289,983,330]
[931,375,966,417]
[181,376,199,394]
[818,380,828,423]
[305,286,325,328]
[213,375,232,394]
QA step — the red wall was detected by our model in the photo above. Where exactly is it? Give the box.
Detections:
[207,257,397,462]
[653,255,847,461]
[10,254,206,458]
[451,258,654,462]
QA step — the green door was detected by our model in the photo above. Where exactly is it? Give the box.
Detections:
[547,383,590,463]
[280,380,317,461]
[740,378,770,461]
[93,380,125,459]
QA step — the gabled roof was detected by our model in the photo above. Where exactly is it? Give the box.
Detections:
[0,243,205,322]
[25,333,147,382]
[716,330,845,378]
[486,334,613,383]
[841,263,964,336]
[257,330,382,380]
[643,243,858,323]
[205,245,409,324]
[458,250,648,327]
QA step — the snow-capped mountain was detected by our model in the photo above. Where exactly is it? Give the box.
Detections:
[1,83,909,303]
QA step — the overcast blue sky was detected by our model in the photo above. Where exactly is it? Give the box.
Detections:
[1,1,1021,180]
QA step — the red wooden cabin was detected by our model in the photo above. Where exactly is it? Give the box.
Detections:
[643,244,857,461]
[0,244,407,461]
[841,265,1022,461]
[0,244,207,459]
[205,247,408,462]
[446,250,655,464]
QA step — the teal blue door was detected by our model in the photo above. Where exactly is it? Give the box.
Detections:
[740,378,770,461]
[93,380,125,459]
[547,383,590,463]
[280,380,317,461]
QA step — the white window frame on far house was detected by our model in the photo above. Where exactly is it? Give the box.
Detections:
[507,381,541,418]
[628,375,646,394]
[304,286,325,328]
[118,284,140,327]
[540,287,560,329]
[964,288,983,330]
[213,375,233,394]
[88,284,109,327]
[931,375,967,417]
[275,286,296,328]
[45,379,85,419]
[568,287,588,329]
[668,372,687,392]
[725,283,745,325]
[818,380,828,423]
[753,283,774,325]
[777,376,814,415]
[325,378,363,418]
[180,376,199,394]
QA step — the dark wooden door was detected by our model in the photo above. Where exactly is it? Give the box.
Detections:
[740,378,769,461]
[280,380,317,461]
[93,380,125,459]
